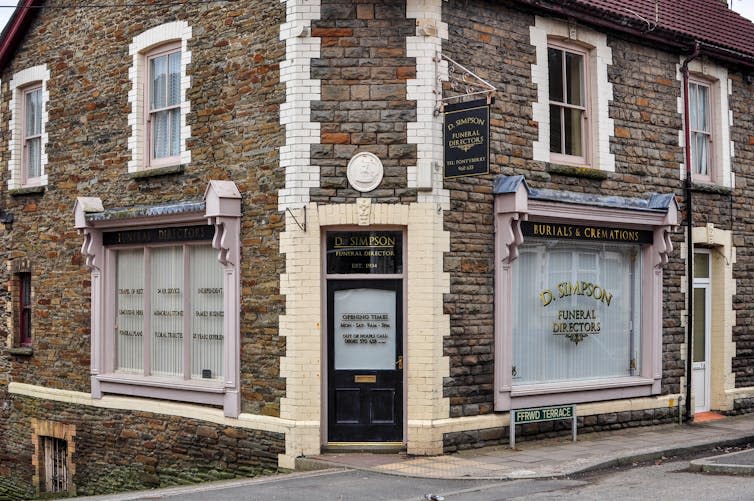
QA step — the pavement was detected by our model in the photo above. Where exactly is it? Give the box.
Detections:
[297,412,754,479]
[74,412,754,500]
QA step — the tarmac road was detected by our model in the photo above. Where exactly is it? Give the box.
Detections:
[73,457,754,501]
[74,469,585,501]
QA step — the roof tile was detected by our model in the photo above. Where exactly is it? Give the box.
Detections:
[571,0,754,57]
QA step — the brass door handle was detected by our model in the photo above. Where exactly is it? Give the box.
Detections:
[396,356,403,370]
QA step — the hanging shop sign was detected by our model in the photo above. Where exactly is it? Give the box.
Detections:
[521,221,653,244]
[326,231,403,275]
[103,225,215,246]
[444,99,490,179]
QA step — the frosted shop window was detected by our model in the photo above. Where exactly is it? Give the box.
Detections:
[512,239,641,384]
[112,232,224,381]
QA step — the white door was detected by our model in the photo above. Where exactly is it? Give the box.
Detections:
[692,251,711,413]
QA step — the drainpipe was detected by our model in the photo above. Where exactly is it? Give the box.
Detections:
[681,42,701,423]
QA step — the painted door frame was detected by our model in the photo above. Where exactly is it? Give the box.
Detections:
[692,249,711,413]
[321,226,407,446]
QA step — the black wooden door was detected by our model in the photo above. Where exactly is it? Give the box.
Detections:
[327,279,403,442]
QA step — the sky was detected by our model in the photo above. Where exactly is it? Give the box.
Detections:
[0,2,751,38]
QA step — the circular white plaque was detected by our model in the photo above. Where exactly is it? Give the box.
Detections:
[347,152,384,193]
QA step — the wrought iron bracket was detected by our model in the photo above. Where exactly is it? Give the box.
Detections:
[434,52,497,112]
[286,206,307,232]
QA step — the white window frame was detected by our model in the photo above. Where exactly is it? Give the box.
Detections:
[128,21,192,173]
[22,85,43,184]
[688,79,713,181]
[74,181,241,417]
[679,59,731,187]
[547,41,590,165]
[7,64,49,190]
[531,17,615,171]
[146,42,182,167]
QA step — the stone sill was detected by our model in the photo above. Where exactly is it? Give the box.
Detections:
[690,181,733,196]
[9,185,46,196]
[546,163,609,180]
[8,347,32,356]
[129,164,185,179]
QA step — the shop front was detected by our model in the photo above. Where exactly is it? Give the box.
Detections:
[493,176,678,411]
[324,229,405,445]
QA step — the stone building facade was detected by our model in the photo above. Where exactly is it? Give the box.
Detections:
[1,0,754,497]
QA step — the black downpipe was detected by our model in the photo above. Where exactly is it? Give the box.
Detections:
[682,42,701,422]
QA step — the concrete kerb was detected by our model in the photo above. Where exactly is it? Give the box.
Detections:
[574,435,754,476]
[294,433,754,481]
[689,448,754,476]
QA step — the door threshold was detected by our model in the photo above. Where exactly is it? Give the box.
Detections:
[326,442,404,453]
[693,411,726,423]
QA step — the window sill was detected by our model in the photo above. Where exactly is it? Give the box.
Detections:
[92,374,227,407]
[546,163,609,180]
[501,376,657,410]
[690,181,732,195]
[9,347,33,356]
[129,164,185,179]
[512,376,654,396]
[9,185,46,196]
[96,373,225,392]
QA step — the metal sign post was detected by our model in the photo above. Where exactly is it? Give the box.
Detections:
[509,404,577,449]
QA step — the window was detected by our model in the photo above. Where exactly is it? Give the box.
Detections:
[513,241,641,385]
[7,65,49,190]
[8,259,33,353]
[23,86,43,183]
[114,242,224,380]
[128,22,192,173]
[41,436,69,494]
[19,272,32,347]
[74,181,242,416]
[689,81,712,179]
[31,419,76,497]
[530,18,615,171]
[548,44,587,162]
[493,176,677,411]
[680,60,731,186]
[147,44,181,165]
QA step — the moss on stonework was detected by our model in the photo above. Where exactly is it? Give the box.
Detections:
[546,163,610,180]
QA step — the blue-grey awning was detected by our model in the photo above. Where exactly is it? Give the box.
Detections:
[493,175,677,213]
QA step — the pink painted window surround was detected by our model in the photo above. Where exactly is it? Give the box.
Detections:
[493,176,677,411]
[22,84,43,184]
[74,181,242,417]
[146,43,181,168]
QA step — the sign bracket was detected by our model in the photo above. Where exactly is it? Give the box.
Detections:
[510,404,577,449]
[435,52,497,113]
[286,206,307,232]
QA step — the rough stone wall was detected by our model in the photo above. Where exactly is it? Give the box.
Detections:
[0,0,286,495]
[442,0,538,419]
[729,72,754,388]
[443,406,679,452]
[441,0,733,417]
[0,395,283,498]
[310,0,418,203]
[0,1,286,410]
